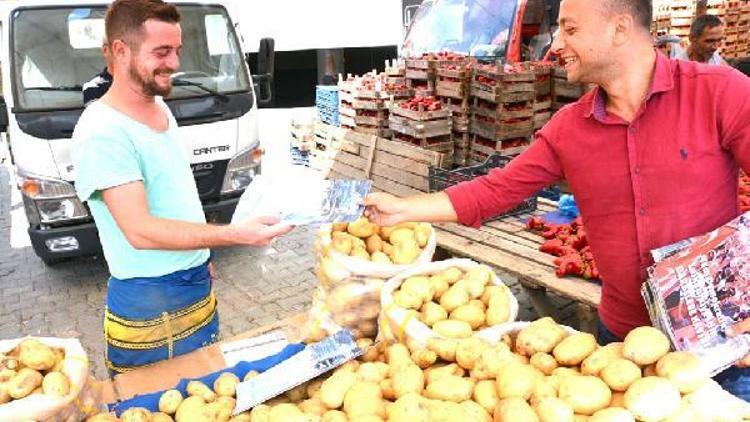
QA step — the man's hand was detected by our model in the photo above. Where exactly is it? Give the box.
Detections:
[726,319,750,367]
[363,192,410,227]
[230,216,294,246]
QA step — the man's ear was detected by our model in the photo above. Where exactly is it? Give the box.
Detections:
[110,39,130,62]
[612,13,635,47]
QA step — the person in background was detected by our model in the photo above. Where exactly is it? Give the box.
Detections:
[675,14,728,66]
[654,34,685,59]
[82,41,113,105]
[73,0,293,375]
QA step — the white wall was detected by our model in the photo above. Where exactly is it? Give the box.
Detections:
[228,0,405,52]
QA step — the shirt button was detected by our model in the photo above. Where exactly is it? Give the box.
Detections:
[634,167,641,175]
[629,126,637,133]
[639,208,646,216]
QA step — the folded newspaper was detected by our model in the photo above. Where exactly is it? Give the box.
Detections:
[231,166,372,226]
[642,211,750,375]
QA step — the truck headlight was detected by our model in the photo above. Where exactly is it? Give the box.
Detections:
[17,171,89,224]
[221,147,263,195]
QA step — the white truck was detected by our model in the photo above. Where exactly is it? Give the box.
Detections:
[0,0,272,264]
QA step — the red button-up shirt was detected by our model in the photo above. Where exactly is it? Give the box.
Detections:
[446,53,750,338]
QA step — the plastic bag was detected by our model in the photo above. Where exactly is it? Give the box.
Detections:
[379,258,519,348]
[0,337,101,422]
[231,166,371,225]
[304,222,437,342]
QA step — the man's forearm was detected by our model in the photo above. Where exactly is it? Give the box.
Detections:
[125,215,237,250]
[402,192,458,223]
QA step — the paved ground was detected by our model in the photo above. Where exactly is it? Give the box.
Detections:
[0,146,577,379]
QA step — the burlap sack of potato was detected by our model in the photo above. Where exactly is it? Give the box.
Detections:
[380,258,519,349]
[0,337,101,422]
[305,220,437,342]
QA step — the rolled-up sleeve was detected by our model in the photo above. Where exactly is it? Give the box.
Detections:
[718,69,750,175]
[445,133,564,227]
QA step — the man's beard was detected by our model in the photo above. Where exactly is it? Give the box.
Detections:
[129,60,173,97]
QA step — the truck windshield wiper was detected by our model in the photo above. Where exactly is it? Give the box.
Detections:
[24,85,83,91]
[172,79,230,102]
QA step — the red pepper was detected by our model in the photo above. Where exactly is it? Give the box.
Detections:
[526,217,545,231]
[555,254,584,277]
[540,238,565,255]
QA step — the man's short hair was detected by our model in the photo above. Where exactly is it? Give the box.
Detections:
[602,0,653,32]
[690,14,723,39]
[105,0,180,50]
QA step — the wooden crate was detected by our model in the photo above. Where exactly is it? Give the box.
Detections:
[442,97,471,132]
[471,63,535,103]
[470,115,534,141]
[436,66,473,99]
[471,135,530,163]
[453,131,472,167]
[324,127,452,197]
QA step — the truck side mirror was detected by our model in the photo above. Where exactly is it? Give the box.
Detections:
[253,37,275,107]
[0,98,8,133]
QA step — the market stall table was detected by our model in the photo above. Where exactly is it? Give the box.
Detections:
[433,198,602,333]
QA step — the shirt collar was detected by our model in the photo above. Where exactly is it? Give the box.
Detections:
[586,50,675,121]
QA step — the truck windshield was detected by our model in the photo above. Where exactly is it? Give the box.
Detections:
[11,5,250,111]
[402,0,519,59]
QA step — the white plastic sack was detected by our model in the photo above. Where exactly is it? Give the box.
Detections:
[380,258,519,348]
[0,337,98,422]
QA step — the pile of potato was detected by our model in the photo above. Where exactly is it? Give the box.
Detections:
[88,370,259,422]
[307,220,435,343]
[0,338,72,404]
[386,264,516,340]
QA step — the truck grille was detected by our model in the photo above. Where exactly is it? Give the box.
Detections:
[191,160,229,201]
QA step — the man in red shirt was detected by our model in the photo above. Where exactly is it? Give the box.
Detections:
[365,0,750,398]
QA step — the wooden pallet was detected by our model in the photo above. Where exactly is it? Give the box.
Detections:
[324,127,452,197]
[433,199,602,333]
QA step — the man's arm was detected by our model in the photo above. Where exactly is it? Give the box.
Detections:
[365,132,564,227]
[102,181,292,250]
[718,68,750,175]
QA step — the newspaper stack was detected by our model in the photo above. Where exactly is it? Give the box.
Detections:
[642,211,750,375]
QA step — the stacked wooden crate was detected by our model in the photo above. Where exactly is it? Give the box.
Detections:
[668,0,697,45]
[531,62,554,132]
[338,73,412,138]
[739,1,750,57]
[652,0,672,36]
[309,121,346,173]
[389,97,454,167]
[325,127,452,198]
[552,66,588,111]
[405,56,436,97]
[384,59,406,86]
[720,0,750,58]
[436,59,474,166]
[469,62,535,164]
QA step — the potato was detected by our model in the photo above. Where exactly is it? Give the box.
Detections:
[414,224,432,248]
[0,369,15,383]
[440,267,464,285]
[455,337,490,370]
[461,399,492,421]
[424,375,474,402]
[496,364,542,400]
[481,285,507,306]
[332,234,354,255]
[321,410,348,422]
[473,380,499,413]
[516,318,569,356]
[332,223,349,232]
[215,372,241,397]
[394,290,423,310]
[589,408,635,422]
[530,353,558,376]
[365,235,383,254]
[427,337,458,362]
[249,404,271,422]
[18,339,57,371]
[386,343,412,368]
[306,379,325,399]
[381,242,395,257]
[428,275,450,300]
[321,370,357,409]
[494,398,540,422]
[152,413,174,422]
[534,397,575,422]
[553,333,597,366]
[393,238,421,265]
[121,407,153,422]
[424,363,461,385]
[624,377,680,422]
[609,392,625,408]
[471,343,516,380]
[351,247,370,261]
[433,320,473,339]
[450,304,485,330]
[159,389,184,415]
[581,343,624,376]
[343,381,385,418]
[244,370,259,382]
[186,380,216,402]
[485,295,510,327]
[299,397,328,416]
[655,351,708,394]
[558,376,611,416]
[7,367,43,399]
[348,218,376,238]
[285,383,308,402]
[370,251,392,264]
[202,399,234,421]
[175,396,205,422]
[268,403,304,422]
[392,363,424,398]
[410,349,437,369]
[389,228,415,245]
[41,371,70,396]
[402,277,434,303]
[357,362,389,383]
[437,285,470,313]
[87,413,121,422]
[600,359,642,392]
[0,383,11,404]
[622,327,671,366]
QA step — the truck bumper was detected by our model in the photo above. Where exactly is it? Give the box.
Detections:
[28,196,241,263]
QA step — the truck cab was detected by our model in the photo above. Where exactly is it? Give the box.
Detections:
[401,0,559,62]
[0,0,266,264]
